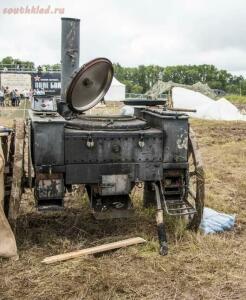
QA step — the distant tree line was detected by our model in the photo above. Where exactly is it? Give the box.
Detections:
[0,56,35,70]
[0,56,61,72]
[113,63,246,95]
[1,57,245,95]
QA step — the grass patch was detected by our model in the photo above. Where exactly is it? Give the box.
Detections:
[0,110,245,299]
[226,94,246,104]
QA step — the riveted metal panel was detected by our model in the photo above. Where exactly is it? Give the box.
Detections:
[29,111,65,166]
[65,162,163,184]
[64,128,163,164]
[142,110,189,163]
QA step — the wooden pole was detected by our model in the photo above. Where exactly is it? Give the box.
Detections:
[0,135,18,259]
[42,237,146,264]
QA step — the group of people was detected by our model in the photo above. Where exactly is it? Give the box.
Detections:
[0,87,30,107]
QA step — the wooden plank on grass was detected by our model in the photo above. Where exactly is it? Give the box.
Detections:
[42,237,146,264]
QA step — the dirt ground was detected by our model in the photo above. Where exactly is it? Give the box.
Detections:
[0,112,245,299]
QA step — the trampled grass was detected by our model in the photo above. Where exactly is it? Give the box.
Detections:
[0,110,245,300]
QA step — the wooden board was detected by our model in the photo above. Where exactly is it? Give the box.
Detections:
[42,237,146,264]
[8,120,25,231]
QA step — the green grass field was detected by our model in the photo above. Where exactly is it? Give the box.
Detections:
[226,94,246,104]
[0,104,245,299]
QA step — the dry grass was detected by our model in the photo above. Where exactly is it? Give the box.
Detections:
[0,109,246,300]
[227,94,246,105]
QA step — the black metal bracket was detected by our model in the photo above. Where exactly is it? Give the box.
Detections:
[152,182,168,256]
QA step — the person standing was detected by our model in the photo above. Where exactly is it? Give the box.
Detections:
[28,89,33,102]
[11,89,16,106]
[15,89,20,106]
[0,89,4,106]
[4,87,10,106]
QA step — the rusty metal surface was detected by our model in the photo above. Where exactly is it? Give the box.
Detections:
[101,174,130,196]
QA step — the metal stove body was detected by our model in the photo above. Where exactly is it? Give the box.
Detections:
[28,18,203,255]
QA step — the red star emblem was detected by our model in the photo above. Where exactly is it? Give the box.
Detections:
[34,75,41,81]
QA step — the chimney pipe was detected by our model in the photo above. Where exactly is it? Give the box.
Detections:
[61,17,80,103]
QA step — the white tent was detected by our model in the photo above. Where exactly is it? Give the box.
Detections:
[172,87,246,121]
[121,85,246,121]
[105,77,125,101]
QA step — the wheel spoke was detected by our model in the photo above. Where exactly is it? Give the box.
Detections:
[189,171,197,177]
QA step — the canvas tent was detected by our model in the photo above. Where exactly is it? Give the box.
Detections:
[105,77,125,101]
[145,81,245,121]
[172,87,246,121]
[123,81,246,121]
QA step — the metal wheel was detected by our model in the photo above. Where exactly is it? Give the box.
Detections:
[186,127,205,230]
[5,120,25,231]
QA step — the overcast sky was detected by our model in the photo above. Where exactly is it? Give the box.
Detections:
[1,0,246,75]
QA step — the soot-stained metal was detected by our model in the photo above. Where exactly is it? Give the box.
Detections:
[24,18,205,255]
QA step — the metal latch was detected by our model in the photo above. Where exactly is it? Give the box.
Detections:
[86,134,94,148]
[138,134,145,148]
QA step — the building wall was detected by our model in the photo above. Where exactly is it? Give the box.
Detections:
[0,73,31,91]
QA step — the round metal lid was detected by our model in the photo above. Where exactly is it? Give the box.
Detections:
[66,58,114,112]
[66,115,148,131]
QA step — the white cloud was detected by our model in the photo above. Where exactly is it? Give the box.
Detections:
[0,0,246,75]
